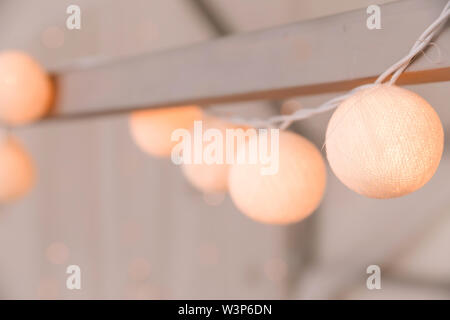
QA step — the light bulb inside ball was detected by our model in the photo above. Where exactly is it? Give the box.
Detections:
[326,84,444,199]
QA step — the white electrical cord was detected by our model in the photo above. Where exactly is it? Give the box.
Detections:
[220,1,450,130]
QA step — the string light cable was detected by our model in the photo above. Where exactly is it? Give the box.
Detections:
[218,0,450,130]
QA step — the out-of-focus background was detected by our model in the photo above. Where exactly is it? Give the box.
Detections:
[0,0,449,299]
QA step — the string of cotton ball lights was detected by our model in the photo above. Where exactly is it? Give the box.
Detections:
[129,109,243,194]
[0,51,53,203]
[0,2,447,226]
[218,1,449,204]
[128,2,449,225]
[235,2,449,130]
[224,1,450,130]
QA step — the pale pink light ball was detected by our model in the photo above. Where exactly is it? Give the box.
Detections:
[228,130,326,225]
[181,117,244,193]
[326,84,444,199]
[46,242,70,265]
[0,135,35,202]
[129,105,202,158]
[0,51,53,125]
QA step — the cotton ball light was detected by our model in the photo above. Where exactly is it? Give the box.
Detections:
[326,84,443,199]
[0,135,35,202]
[0,51,53,125]
[181,117,244,193]
[228,130,326,225]
[129,105,202,158]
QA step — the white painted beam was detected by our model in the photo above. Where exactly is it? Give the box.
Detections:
[49,0,450,120]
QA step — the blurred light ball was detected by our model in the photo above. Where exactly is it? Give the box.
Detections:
[41,26,65,49]
[0,135,35,202]
[129,105,202,158]
[326,84,444,199]
[46,242,70,265]
[181,117,241,193]
[0,51,53,125]
[228,131,326,225]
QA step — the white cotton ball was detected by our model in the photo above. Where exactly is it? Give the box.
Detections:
[326,84,444,199]
[228,130,326,225]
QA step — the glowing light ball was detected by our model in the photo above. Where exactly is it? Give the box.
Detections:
[0,51,53,125]
[0,135,35,202]
[326,84,444,199]
[181,117,241,193]
[182,158,230,193]
[129,105,202,158]
[228,130,326,225]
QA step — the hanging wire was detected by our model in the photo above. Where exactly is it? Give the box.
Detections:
[219,1,450,130]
